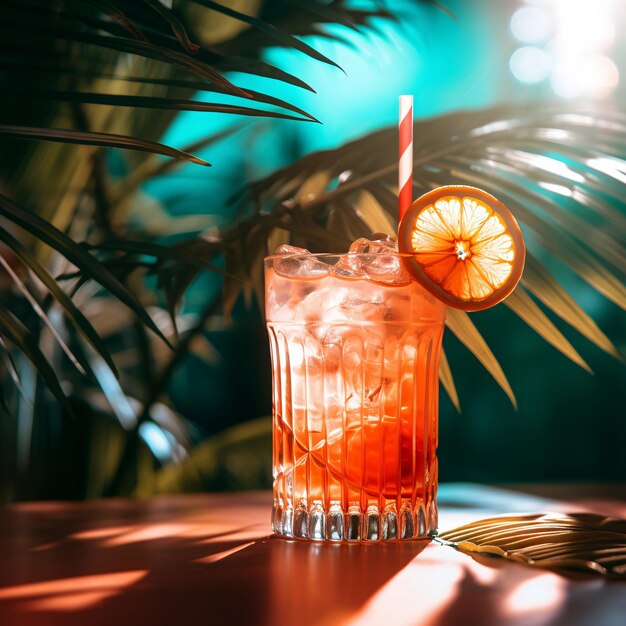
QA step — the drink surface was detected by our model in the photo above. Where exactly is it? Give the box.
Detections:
[265,248,445,541]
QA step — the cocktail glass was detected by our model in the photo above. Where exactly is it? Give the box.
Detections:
[265,250,446,541]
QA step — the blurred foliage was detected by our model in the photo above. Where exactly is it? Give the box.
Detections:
[0,0,624,502]
[137,416,272,496]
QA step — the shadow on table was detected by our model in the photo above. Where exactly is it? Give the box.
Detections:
[0,498,427,626]
[3,495,625,626]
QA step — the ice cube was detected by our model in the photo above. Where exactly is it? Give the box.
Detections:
[298,286,351,324]
[274,244,310,256]
[332,252,376,278]
[348,238,375,254]
[342,236,412,285]
[370,233,398,248]
[273,245,330,279]
[364,253,412,285]
[349,234,398,254]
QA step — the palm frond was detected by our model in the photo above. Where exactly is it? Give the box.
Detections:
[522,254,621,361]
[0,125,210,166]
[0,254,90,377]
[215,104,626,405]
[0,194,172,348]
[446,308,517,408]
[504,287,590,373]
[0,89,315,123]
[438,512,626,577]
[439,347,460,413]
[0,0,415,167]
[0,336,30,404]
[0,308,74,416]
[0,226,119,376]
[189,0,343,71]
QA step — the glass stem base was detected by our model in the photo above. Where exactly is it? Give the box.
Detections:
[272,498,437,542]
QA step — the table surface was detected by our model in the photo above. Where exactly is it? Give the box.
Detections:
[1,483,625,626]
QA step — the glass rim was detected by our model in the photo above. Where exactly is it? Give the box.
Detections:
[264,251,416,262]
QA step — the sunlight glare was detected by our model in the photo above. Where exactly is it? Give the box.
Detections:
[0,570,147,605]
[553,0,615,53]
[551,54,619,99]
[510,0,620,98]
[195,541,256,564]
[104,523,190,546]
[586,157,626,184]
[504,573,566,617]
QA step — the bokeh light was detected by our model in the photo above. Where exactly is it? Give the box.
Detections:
[551,54,619,99]
[553,0,615,53]
[510,6,552,44]
[509,47,552,83]
[510,0,621,98]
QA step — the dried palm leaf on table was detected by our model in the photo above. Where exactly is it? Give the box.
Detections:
[438,512,626,577]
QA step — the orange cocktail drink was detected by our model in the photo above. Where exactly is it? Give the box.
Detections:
[265,244,446,541]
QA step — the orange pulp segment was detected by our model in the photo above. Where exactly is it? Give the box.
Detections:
[398,185,525,311]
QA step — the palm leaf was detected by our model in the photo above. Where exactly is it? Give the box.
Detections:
[504,287,591,373]
[0,125,210,166]
[190,0,343,71]
[17,72,321,122]
[0,226,119,377]
[521,254,621,361]
[438,512,626,577]
[0,16,245,96]
[142,0,200,54]
[0,336,30,404]
[445,309,517,408]
[0,89,315,122]
[0,194,173,349]
[0,309,73,416]
[0,254,90,377]
[439,347,460,413]
[82,0,149,42]
[239,104,625,405]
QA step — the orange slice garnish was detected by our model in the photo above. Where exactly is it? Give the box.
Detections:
[398,185,525,311]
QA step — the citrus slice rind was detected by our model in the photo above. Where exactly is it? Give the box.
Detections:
[398,185,526,312]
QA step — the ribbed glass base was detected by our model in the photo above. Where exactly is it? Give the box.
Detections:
[272,499,437,542]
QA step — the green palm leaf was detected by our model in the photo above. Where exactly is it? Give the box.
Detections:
[0,0,420,234]
[0,253,91,378]
[0,194,173,349]
[0,89,316,122]
[142,0,200,54]
[190,0,343,71]
[0,226,119,377]
[0,125,210,166]
[0,309,74,417]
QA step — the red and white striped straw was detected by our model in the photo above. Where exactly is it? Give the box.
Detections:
[398,95,413,222]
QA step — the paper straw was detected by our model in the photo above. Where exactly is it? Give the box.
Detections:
[398,95,413,222]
